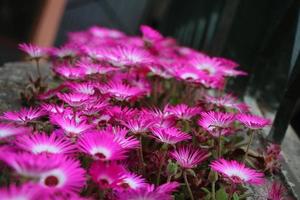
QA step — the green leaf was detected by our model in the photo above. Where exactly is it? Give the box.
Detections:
[233,192,239,200]
[216,187,228,200]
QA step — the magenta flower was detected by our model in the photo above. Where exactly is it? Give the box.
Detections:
[37,155,85,193]
[1,107,46,123]
[41,103,66,114]
[18,43,46,59]
[0,152,61,178]
[67,81,96,95]
[50,45,78,58]
[122,117,156,134]
[150,127,191,145]
[140,25,164,43]
[54,65,84,79]
[78,132,127,161]
[15,132,76,155]
[89,26,125,39]
[57,92,92,107]
[0,123,30,140]
[76,60,118,75]
[236,113,271,130]
[116,182,179,200]
[210,159,265,185]
[170,145,209,169]
[105,127,140,150]
[198,111,235,137]
[117,172,147,190]
[50,113,93,138]
[165,104,201,120]
[109,45,153,67]
[0,183,43,200]
[89,161,124,189]
[100,82,144,101]
[189,56,224,77]
[204,94,249,113]
[267,182,286,200]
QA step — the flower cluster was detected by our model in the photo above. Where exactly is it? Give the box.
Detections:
[0,25,287,199]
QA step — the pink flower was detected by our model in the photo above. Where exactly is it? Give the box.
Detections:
[100,82,145,101]
[76,60,118,75]
[210,159,265,185]
[267,182,286,200]
[37,155,85,193]
[57,92,92,107]
[140,25,164,43]
[1,107,46,123]
[15,132,76,155]
[117,172,147,190]
[236,113,271,130]
[0,183,43,200]
[150,127,191,145]
[18,43,46,59]
[0,152,61,177]
[89,161,124,189]
[50,45,78,58]
[78,132,127,161]
[170,145,208,169]
[109,45,154,67]
[54,65,84,79]
[41,103,66,114]
[165,104,201,120]
[0,123,30,140]
[189,56,225,77]
[89,26,125,39]
[67,82,96,95]
[203,94,249,113]
[50,113,93,138]
[198,111,235,137]
[122,117,156,134]
[116,182,179,200]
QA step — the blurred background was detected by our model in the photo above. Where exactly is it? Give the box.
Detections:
[0,0,299,138]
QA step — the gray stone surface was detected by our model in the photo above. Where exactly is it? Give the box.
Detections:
[0,61,51,112]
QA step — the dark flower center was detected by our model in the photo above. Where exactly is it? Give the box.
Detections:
[119,182,130,189]
[230,175,243,183]
[44,175,59,187]
[95,152,106,160]
[99,178,109,187]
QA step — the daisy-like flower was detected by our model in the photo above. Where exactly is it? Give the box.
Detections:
[19,43,46,59]
[100,82,144,101]
[50,113,93,138]
[236,113,271,130]
[0,183,43,200]
[15,132,76,155]
[203,94,249,113]
[122,117,156,134]
[116,182,179,200]
[210,159,265,185]
[78,131,127,161]
[67,82,96,95]
[0,123,30,140]
[170,145,208,169]
[89,161,124,189]
[1,107,46,123]
[50,45,78,59]
[41,103,66,114]
[76,60,118,75]
[117,172,147,190]
[189,56,224,77]
[38,155,85,193]
[110,45,153,67]
[54,65,84,79]
[165,104,201,120]
[89,26,125,39]
[267,182,286,200]
[150,127,191,145]
[140,25,164,43]
[104,126,140,150]
[198,111,235,137]
[57,92,92,107]
[0,152,61,178]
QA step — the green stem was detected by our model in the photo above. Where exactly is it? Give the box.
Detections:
[156,146,168,185]
[211,181,216,200]
[218,133,222,158]
[167,175,172,182]
[243,130,255,163]
[183,171,194,200]
[138,135,145,173]
[35,59,41,79]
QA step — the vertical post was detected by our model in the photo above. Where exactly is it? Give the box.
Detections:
[30,0,66,47]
